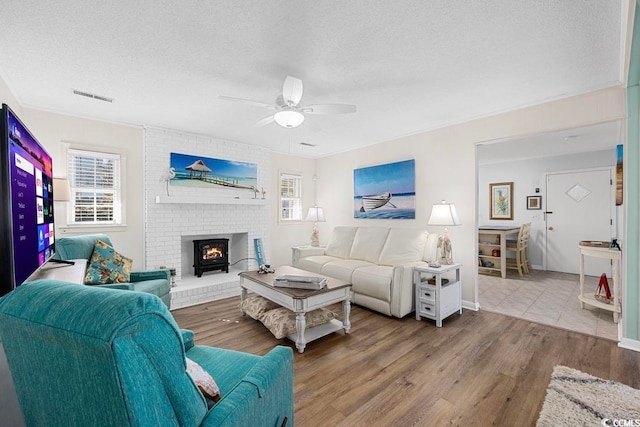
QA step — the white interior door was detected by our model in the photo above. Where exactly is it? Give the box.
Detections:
[545,169,613,276]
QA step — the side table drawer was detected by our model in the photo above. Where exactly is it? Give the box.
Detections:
[418,287,436,302]
[418,301,436,318]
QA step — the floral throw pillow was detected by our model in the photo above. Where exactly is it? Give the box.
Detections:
[84,240,133,285]
[186,357,221,403]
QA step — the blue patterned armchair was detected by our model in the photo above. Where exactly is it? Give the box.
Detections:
[53,233,172,308]
[0,281,294,426]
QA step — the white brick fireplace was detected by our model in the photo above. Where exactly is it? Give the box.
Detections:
[144,127,271,309]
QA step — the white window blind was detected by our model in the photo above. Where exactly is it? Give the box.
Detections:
[279,173,303,221]
[67,149,122,224]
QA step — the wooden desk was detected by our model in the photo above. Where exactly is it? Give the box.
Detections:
[478,225,521,278]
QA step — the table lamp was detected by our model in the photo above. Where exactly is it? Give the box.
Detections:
[305,206,325,247]
[427,200,461,265]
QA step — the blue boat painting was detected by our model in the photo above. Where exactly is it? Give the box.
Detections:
[353,159,415,219]
[169,152,257,190]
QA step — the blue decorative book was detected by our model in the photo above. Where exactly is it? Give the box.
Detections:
[254,238,265,266]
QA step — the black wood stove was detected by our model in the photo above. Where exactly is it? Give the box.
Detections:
[193,238,229,277]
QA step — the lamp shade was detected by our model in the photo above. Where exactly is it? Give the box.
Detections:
[274,110,305,128]
[53,178,72,202]
[305,206,326,222]
[427,201,461,226]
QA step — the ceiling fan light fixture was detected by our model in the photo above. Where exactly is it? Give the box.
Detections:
[274,110,305,128]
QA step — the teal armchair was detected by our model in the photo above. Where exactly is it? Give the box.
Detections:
[53,233,172,308]
[0,281,294,426]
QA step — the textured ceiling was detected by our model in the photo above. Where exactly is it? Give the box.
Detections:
[0,1,626,158]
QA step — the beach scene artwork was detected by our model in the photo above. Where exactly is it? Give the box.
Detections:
[616,144,622,206]
[169,152,257,190]
[353,159,415,219]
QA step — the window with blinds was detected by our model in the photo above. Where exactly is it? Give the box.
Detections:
[279,172,303,221]
[67,149,122,224]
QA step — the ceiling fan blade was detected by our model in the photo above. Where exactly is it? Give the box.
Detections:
[218,96,276,110]
[302,104,356,114]
[254,115,275,127]
[282,76,303,106]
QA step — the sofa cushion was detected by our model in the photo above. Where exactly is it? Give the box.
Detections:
[260,307,335,339]
[321,259,375,282]
[423,233,440,262]
[84,240,133,285]
[352,266,393,302]
[349,227,390,263]
[325,226,358,259]
[378,228,429,266]
[295,255,338,274]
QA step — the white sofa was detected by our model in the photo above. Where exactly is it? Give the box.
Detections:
[292,226,440,318]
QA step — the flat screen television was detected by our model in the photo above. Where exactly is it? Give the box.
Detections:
[0,104,56,296]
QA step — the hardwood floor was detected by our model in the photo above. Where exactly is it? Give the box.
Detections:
[172,297,640,426]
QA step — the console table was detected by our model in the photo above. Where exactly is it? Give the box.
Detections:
[578,245,621,323]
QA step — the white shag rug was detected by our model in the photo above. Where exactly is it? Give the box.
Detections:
[537,365,640,426]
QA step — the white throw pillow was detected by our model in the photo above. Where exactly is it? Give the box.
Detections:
[349,227,390,263]
[185,357,221,403]
[325,227,358,259]
[378,228,429,266]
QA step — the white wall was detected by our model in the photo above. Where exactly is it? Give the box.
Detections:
[315,87,625,308]
[478,149,617,268]
[20,109,146,266]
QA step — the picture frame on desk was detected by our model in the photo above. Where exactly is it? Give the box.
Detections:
[489,182,513,220]
[527,195,542,210]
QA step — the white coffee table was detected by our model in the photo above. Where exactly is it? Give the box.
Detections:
[239,266,352,353]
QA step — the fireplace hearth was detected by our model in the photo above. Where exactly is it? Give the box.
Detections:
[193,238,229,277]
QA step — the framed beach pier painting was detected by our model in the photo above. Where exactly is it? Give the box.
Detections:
[169,152,257,190]
[353,159,415,219]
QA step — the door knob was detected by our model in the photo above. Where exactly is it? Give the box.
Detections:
[548,226,554,231]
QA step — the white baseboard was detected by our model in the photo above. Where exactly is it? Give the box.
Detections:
[462,300,480,311]
[618,338,640,353]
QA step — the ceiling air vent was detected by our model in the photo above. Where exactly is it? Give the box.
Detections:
[72,89,114,103]
[299,142,317,147]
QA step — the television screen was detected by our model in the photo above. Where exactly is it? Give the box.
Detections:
[0,104,55,295]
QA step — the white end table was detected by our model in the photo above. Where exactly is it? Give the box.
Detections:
[578,245,621,323]
[414,263,462,327]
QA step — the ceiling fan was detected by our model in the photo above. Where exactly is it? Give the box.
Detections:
[219,76,356,129]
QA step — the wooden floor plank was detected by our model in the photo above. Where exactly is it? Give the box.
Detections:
[171,297,640,426]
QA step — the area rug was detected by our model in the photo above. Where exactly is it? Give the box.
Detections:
[536,365,640,426]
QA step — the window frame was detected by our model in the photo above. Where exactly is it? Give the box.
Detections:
[66,148,123,226]
[278,171,303,223]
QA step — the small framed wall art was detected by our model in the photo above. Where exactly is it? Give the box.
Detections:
[527,195,542,210]
[489,182,513,220]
